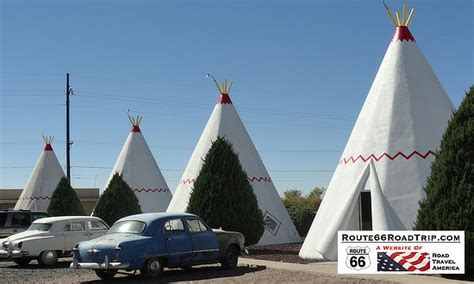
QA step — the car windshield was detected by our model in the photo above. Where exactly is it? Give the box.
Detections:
[106,221,146,235]
[28,223,52,232]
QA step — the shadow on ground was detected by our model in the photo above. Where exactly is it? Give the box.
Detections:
[4,261,71,269]
[82,265,267,283]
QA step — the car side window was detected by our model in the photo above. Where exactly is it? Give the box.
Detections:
[163,218,185,234]
[186,218,208,233]
[11,213,30,227]
[88,220,109,231]
[0,213,7,227]
[64,222,85,232]
[31,213,48,221]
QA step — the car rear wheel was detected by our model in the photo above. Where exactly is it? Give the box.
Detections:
[37,250,58,266]
[141,258,163,278]
[220,245,239,270]
[95,269,117,280]
[14,258,32,266]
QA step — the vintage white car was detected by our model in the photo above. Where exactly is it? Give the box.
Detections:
[0,216,108,266]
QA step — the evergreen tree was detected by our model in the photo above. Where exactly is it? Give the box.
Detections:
[47,177,86,216]
[415,86,473,271]
[187,136,264,245]
[93,173,142,226]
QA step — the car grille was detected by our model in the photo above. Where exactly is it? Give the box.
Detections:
[80,249,117,263]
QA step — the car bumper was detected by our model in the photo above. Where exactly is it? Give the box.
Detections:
[70,258,129,270]
[241,248,249,256]
[0,249,29,259]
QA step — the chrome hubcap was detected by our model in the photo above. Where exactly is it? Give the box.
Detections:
[149,260,160,273]
[43,251,56,263]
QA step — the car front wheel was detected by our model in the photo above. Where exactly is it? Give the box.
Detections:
[141,258,163,278]
[95,269,117,280]
[221,246,239,270]
[37,250,58,266]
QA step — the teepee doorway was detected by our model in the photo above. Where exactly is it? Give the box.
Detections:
[359,191,372,230]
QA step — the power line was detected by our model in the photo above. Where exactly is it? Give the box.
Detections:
[0,72,63,77]
[70,73,359,103]
[1,104,64,107]
[0,165,335,173]
[70,103,350,130]
[74,89,355,121]
[0,94,63,97]
[0,89,63,92]
[0,140,342,153]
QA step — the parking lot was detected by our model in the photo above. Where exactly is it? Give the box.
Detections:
[0,258,387,283]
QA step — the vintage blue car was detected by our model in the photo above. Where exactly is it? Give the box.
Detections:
[70,213,246,279]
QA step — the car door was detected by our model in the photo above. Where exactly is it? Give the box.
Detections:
[162,218,193,267]
[63,221,88,250]
[185,217,219,264]
[86,220,109,239]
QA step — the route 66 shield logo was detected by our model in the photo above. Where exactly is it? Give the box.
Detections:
[345,246,371,271]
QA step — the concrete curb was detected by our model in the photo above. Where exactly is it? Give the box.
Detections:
[239,258,469,284]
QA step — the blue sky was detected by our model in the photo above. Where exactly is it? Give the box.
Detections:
[0,0,472,196]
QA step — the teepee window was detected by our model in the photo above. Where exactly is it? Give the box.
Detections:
[359,191,372,230]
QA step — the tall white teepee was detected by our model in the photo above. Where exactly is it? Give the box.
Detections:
[167,76,301,245]
[300,4,455,260]
[102,115,172,212]
[15,135,65,211]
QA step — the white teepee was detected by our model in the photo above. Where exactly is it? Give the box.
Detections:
[15,135,65,211]
[102,115,172,212]
[167,77,301,245]
[300,4,455,260]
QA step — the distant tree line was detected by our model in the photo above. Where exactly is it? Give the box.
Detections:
[282,187,324,237]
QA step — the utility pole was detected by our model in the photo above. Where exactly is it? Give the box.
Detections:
[66,73,71,182]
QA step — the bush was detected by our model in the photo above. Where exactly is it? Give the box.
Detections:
[47,177,86,216]
[93,173,142,226]
[415,86,473,272]
[187,136,264,245]
[282,188,323,237]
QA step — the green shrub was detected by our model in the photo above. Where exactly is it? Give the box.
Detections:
[93,173,142,226]
[282,188,322,237]
[187,136,264,245]
[47,177,86,216]
[415,86,473,272]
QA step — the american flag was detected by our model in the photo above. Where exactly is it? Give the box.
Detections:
[377,252,430,272]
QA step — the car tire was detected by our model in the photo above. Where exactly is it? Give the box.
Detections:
[37,250,58,266]
[95,269,117,280]
[13,258,32,266]
[220,245,239,270]
[140,257,163,278]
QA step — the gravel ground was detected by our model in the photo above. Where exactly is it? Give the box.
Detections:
[0,258,388,283]
[246,243,320,264]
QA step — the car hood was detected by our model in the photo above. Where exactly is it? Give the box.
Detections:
[79,233,151,251]
[2,230,52,243]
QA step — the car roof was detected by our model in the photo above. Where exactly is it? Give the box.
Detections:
[117,212,197,223]
[33,216,102,224]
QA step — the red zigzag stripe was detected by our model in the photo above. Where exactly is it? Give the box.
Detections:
[180,176,272,184]
[133,188,169,193]
[180,178,196,185]
[22,196,51,200]
[247,176,272,182]
[340,150,436,165]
